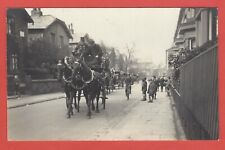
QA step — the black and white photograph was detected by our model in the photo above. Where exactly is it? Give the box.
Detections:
[7,8,218,140]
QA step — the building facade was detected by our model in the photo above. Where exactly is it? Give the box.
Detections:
[195,8,218,47]
[25,8,73,79]
[7,8,33,75]
[28,9,72,47]
[27,8,72,64]
[166,8,218,69]
[7,8,33,95]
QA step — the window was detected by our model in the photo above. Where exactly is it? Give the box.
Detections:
[182,15,187,23]
[188,38,194,50]
[213,9,218,39]
[208,10,213,41]
[51,33,55,44]
[7,17,15,35]
[188,8,195,18]
[209,8,218,41]
[12,54,18,71]
[19,31,25,37]
[59,36,64,48]
[182,8,195,23]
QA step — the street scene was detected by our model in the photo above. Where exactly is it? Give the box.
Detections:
[8,84,185,140]
[7,8,218,140]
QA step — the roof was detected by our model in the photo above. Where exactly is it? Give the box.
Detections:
[174,38,185,44]
[173,8,185,41]
[194,8,202,19]
[7,8,33,23]
[28,15,55,29]
[179,20,195,34]
[28,15,72,38]
[174,8,197,40]
[166,46,180,52]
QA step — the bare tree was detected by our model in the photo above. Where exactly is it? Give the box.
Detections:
[125,43,135,73]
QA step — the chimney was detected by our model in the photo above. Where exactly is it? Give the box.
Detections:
[31,8,43,17]
[70,23,74,34]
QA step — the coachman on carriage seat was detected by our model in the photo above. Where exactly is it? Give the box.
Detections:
[82,40,103,73]
[73,37,104,72]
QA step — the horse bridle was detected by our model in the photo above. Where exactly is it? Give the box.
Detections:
[62,60,79,83]
[63,60,94,90]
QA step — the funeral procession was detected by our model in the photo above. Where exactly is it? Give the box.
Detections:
[7,8,218,140]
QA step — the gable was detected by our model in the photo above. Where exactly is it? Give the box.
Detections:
[47,19,72,39]
[28,15,72,39]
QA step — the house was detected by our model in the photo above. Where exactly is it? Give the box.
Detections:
[174,8,196,50]
[7,8,33,75]
[26,8,73,79]
[166,8,218,69]
[7,8,33,95]
[169,8,218,140]
[27,8,72,66]
[28,8,72,46]
[166,8,196,69]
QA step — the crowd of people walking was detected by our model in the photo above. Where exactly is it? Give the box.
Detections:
[141,75,172,103]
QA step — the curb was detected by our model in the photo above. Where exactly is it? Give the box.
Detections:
[8,96,66,109]
[8,96,20,100]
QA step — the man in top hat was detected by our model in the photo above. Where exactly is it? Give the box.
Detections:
[82,39,103,72]
[73,37,89,61]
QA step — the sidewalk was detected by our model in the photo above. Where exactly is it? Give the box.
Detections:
[7,92,66,109]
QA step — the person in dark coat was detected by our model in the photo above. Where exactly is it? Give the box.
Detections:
[159,76,165,92]
[147,79,156,103]
[165,76,172,96]
[156,77,160,91]
[125,74,132,95]
[152,76,158,99]
[14,75,21,98]
[141,77,147,101]
[82,39,103,72]
[75,37,89,59]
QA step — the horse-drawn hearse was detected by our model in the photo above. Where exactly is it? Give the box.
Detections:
[57,38,111,119]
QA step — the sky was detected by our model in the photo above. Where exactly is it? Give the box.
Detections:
[26,8,180,66]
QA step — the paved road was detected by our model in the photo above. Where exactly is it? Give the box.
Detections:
[8,83,186,141]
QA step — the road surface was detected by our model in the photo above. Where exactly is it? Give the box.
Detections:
[8,83,186,140]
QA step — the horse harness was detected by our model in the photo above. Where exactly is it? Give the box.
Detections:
[62,61,97,90]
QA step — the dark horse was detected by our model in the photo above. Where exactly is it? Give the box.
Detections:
[66,60,103,119]
[60,59,82,116]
